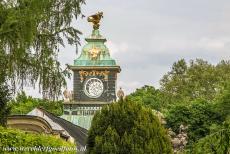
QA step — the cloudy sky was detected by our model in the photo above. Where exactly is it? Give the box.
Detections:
[26,0,230,97]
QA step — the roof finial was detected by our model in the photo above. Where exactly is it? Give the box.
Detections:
[87,12,103,30]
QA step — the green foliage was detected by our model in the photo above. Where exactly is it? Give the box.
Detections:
[160,59,189,103]
[0,49,7,83]
[0,127,75,154]
[190,121,230,154]
[215,81,230,120]
[87,99,173,154]
[186,82,230,153]
[125,59,230,151]
[160,59,230,103]
[216,60,230,88]
[0,0,85,99]
[0,46,11,127]
[165,99,223,145]
[0,84,11,127]
[9,91,63,116]
[126,85,166,111]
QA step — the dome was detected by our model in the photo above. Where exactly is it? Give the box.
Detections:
[74,29,117,66]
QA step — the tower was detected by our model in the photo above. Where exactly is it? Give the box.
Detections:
[62,12,121,129]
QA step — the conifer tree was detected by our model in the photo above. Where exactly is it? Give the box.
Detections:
[87,99,173,154]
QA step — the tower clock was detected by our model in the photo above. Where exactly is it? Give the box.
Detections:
[84,78,104,98]
[62,12,121,130]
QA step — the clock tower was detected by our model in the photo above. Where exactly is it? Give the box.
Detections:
[62,12,121,129]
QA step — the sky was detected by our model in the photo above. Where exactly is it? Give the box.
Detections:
[25,0,230,97]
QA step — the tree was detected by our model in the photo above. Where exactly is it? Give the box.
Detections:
[215,81,230,120]
[191,121,230,154]
[165,99,223,145]
[160,59,188,103]
[0,84,11,127]
[126,85,166,111]
[87,99,173,154]
[0,46,11,127]
[216,60,230,90]
[160,59,230,103]
[8,91,63,116]
[0,0,85,99]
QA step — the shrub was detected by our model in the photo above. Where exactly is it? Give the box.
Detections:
[0,127,76,154]
[87,99,173,154]
[190,120,230,154]
[165,99,223,145]
[215,81,230,120]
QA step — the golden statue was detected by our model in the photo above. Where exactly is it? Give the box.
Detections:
[87,12,103,30]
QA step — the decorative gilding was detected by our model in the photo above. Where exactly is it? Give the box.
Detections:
[79,70,110,82]
[87,12,103,30]
[88,46,101,60]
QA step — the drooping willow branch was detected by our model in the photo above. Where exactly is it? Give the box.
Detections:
[0,0,85,100]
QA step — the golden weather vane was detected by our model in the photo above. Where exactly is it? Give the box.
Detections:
[87,12,103,30]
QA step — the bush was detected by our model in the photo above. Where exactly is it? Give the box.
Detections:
[0,127,75,154]
[165,99,223,145]
[87,99,173,154]
[190,120,230,154]
[9,92,63,116]
[215,82,230,120]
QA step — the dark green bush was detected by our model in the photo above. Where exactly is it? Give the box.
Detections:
[87,99,173,154]
[190,120,230,154]
[215,82,230,120]
[165,99,223,145]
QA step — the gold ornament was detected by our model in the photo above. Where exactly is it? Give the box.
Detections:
[79,70,110,82]
[87,12,103,30]
[88,47,101,60]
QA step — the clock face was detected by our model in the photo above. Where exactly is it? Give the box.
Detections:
[84,78,104,98]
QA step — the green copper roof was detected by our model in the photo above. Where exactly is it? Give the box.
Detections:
[61,115,93,130]
[74,29,117,66]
